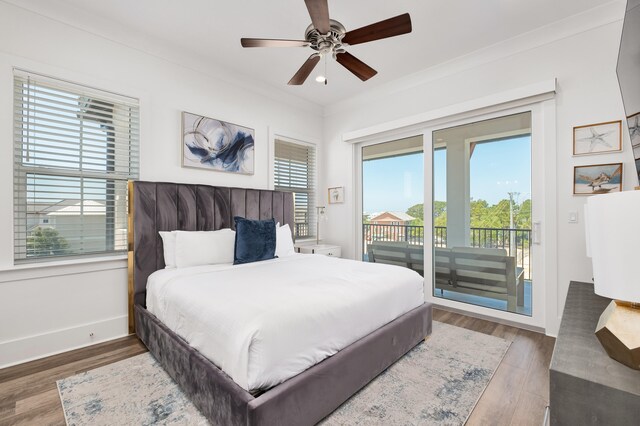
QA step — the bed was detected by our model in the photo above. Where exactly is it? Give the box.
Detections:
[128,180,432,425]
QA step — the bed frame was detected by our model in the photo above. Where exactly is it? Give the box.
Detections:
[128,180,432,426]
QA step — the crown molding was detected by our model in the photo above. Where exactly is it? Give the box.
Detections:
[0,0,324,115]
[2,0,625,119]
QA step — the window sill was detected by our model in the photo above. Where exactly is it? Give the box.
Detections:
[0,254,128,284]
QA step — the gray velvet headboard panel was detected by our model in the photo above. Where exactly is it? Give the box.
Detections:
[130,180,295,310]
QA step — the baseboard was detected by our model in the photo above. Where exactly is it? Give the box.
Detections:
[0,315,128,369]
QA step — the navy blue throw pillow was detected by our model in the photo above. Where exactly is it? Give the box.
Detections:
[233,217,277,265]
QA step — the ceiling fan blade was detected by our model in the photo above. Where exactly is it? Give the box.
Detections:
[342,13,412,46]
[241,38,309,48]
[336,52,377,81]
[288,54,321,85]
[304,0,330,34]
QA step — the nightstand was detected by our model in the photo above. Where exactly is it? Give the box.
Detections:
[295,243,341,258]
[550,282,640,425]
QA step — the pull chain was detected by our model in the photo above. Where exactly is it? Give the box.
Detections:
[324,54,328,85]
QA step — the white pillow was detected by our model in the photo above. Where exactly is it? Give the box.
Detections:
[276,223,295,258]
[159,231,177,268]
[174,229,236,268]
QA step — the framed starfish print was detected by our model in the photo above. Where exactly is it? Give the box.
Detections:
[573,120,622,156]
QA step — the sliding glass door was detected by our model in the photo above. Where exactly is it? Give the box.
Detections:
[361,136,424,274]
[432,111,534,316]
[354,98,553,330]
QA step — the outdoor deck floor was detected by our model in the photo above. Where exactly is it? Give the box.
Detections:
[436,281,532,316]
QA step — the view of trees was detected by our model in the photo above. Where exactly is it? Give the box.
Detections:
[406,198,532,229]
[363,198,531,230]
[26,227,70,257]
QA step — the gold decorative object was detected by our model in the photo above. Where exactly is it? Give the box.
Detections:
[595,300,640,370]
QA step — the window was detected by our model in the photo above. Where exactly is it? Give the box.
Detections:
[13,70,139,263]
[273,139,316,239]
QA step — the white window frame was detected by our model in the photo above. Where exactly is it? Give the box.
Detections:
[13,69,140,264]
[347,81,559,335]
[423,104,549,331]
[269,131,318,241]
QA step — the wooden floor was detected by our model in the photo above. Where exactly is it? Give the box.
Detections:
[434,310,555,426]
[0,308,554,426]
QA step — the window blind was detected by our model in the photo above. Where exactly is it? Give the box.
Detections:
[13,70,140,263]
[274,139,316,238]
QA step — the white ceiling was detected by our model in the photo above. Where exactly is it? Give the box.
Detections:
[11,0,614,106]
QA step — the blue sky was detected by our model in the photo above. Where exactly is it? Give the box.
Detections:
[363,153,424,214]
[362,136,531,213]
[469,136,531,204]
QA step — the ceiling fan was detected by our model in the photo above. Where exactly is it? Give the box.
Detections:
[240,0,412,85]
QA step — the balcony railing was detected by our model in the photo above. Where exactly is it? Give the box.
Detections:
[362,223,425,246]
[363,223,532,280]
[468,227,531,279]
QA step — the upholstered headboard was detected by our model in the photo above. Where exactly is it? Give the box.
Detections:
[127,180,294,332]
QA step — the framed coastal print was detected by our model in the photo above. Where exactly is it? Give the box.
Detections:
[573,163,622,195]
[328,186,344,204]
[182,112,255,174]
[573,120,622,156]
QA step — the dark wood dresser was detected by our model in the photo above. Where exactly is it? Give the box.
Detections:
[549,281,640,425]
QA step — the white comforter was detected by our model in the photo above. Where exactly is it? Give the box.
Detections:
[146,254,424,392]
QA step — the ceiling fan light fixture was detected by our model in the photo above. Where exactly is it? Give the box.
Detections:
[241,1,412,85]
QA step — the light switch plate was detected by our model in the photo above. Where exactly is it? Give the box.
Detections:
[568,211,578,223]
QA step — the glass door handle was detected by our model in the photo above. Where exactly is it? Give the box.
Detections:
[532,221,542,244]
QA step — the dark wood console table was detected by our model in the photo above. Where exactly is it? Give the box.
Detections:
[549,281,640,425]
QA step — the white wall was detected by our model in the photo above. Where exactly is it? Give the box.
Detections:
[0,0,632,365]
[0,2,322,367]
[321,2,632,335]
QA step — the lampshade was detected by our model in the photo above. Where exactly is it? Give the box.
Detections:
[584,204,591,258]
[586,191,640,302]
[316,206,328,245]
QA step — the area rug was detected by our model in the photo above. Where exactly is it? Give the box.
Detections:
[57,322,510,425]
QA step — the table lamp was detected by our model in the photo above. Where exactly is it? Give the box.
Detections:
[586,191,640,370]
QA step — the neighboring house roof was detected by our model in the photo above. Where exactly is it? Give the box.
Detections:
[365,212,381,220]
[26,223,55,232]
[370,211,415,222]
[26,202,57,214]
[41,199,106,216]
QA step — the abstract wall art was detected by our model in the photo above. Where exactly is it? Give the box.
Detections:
[573,120,622,156]
[182,112,255,174]
[573,163,622,195]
